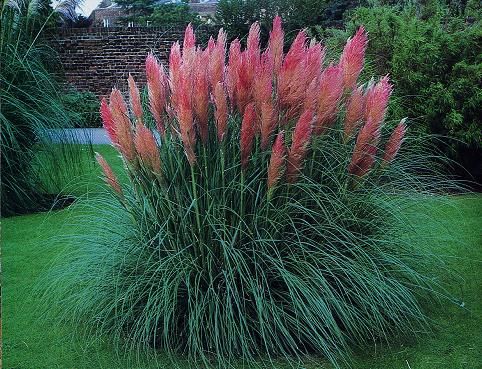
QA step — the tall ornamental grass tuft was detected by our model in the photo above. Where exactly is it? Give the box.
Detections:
[49,18,460,368]
[0,0,89,216]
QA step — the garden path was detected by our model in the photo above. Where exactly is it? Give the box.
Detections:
[45,128,111,144]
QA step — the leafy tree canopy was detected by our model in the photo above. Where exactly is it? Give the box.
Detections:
[215,0,361,44]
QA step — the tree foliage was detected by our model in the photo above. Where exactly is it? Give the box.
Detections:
[215,0,361,44]
[116,0,200,26]
[321,4,481,184]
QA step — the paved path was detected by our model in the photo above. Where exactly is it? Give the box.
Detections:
[45,128,112,144]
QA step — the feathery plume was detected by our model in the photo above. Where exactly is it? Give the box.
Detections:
[365,75,392,129]
[128,74,143,122]
[268,15,284,75]
[283,30,307,69]
[314,64,344,135]
[267,131,286,190]
[305,41,325,83]
[193,48,210,143]
[182,23,196,67]
[177,74,196,165]
[348,117,381,177]
[209,28,227,89]
[134,122,161,174]
[253,51,273,110]
[109,88,137,163]
[278,30,308,120]
[260,101,276,150]
[226,39,241,106]
[382,118,407,164]
[339,26,368,90]
[146,53,167,135]
[246,21,261,66]
[343,85,365,140]
[240,102,257,170]
[214,82,228,141]
[235,51,255,115]
[207,36,215,54]
[286,110,313,183]
[96,153,123,196]
[303,78,319,113]
[169,42,182,108]
[100,98,117,144]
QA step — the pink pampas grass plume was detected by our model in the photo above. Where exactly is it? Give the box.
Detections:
[109,88,137,164]
[267,130,286,190]
[134,122,161,174]
[286,110,313,183]
[214,82,228,142]
[343,85,366,140]
[260,101,276,150]
[182,23,196,67]
[100,98,117,144]
[226,38,241,106]
[253,51,273,110]
[277,30,308,121]
[209,28,227,89]
[278,30,307,103]
[283,30,307,70]
[207,36,215,54]
[193,49,210,143]
[96,153,123,196]
[303,78,319,113]
[240,102,257,170]
[268,15,284,75]
[348,117,381,177]
[177,75,196,165]
[246,21,261,66]
[306,41,325,83]
[365,75,392,129]
[339,26,368,90]
[235,51,255,115]
[169,42,182,108]
[382,118,407,164]
[146,53,167,136]
[128,74,143,122]
[314,64,344,135]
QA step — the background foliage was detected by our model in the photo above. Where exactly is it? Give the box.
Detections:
[116,0,201,27]
[61,88,102,128]
[216,0,361,44]
[319,3,481,184]
[0,0,91,216]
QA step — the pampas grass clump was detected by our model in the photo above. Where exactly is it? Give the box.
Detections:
[48,18,459,368]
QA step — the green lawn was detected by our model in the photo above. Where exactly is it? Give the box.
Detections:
[2,145,481,368]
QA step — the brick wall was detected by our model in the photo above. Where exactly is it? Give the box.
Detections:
[49,26,218,97]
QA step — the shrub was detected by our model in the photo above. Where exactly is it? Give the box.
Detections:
[62,88,102,128]
[49,18,459,368]
[0,0,91,216]
[332,5,482,184]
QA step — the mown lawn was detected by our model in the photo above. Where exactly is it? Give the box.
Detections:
[2,145,481,369]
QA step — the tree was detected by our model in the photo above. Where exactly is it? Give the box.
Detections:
[116,0,157,18]
[139,3,200,26]
[117,0,200,26]
[215,0,361,44]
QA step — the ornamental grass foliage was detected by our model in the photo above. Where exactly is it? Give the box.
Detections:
[1,0,92,216]
[50,17,458,368]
